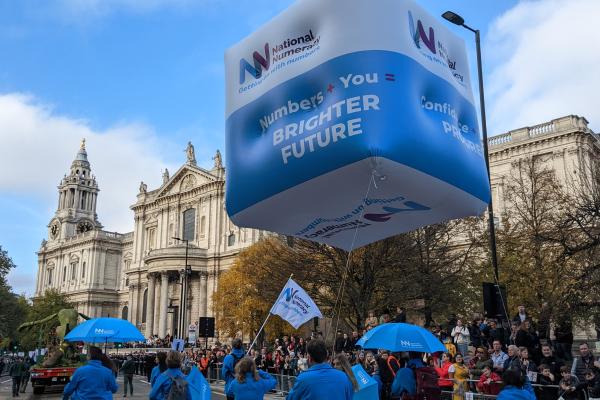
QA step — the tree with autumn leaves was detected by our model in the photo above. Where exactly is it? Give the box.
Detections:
[214,155,600,343]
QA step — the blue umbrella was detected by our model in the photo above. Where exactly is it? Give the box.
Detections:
[64,317,145,343]
[356,323,445,353]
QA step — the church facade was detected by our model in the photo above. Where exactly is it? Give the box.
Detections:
[35,140,265,338]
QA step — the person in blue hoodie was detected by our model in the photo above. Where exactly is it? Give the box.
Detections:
[497,368,536,400]
[287,339,353,400]
[391,367,416,397]
[149,351,192,400]
[150,352,168,387]
[225,357,276,400]
[222,338,246,400]
[62,346,118,400]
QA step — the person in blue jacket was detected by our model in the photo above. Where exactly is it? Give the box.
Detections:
[225,356,276,400]
[222,338,246,400]
[391,367,416,397]
[150,352,168,387]
[149,351,192,400]
[63,346,118,400]
[497,368,536,400]
[287,339,353,400]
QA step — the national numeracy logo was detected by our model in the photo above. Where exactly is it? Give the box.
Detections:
[283,287,299,302]
[239,30,319,85]
[408,10,436,54]
[408,11,463,83]
[239,43,271,85]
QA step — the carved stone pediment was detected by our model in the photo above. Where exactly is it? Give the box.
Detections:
[155,165,219,198]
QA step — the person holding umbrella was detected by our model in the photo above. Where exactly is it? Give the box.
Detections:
[62,346,118,400]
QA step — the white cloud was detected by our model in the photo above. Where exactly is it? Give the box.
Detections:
[485,0,600,134]
[0,93,179,233]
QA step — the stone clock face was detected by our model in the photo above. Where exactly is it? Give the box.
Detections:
[76,221,94,234]
[50,222,60,239]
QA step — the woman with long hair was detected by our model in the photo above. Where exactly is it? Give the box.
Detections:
[448,353,469,400]
[149,351,191,400]
[435,352,454,391]
[226,357,276,400]
[150,352,168,387]
[333,354,359,392]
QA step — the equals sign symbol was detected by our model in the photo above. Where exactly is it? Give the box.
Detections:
[385,73,395,81]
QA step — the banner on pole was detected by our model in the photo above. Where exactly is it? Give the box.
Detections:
[271,278,322,329]
[225,0,489,250]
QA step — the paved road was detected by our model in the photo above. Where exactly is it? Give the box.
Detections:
[0,374,229,399]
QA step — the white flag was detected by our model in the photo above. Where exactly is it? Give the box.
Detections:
[271,278,322,329]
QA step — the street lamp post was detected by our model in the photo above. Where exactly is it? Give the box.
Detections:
[442,11,499,282]
[172,237,190,340]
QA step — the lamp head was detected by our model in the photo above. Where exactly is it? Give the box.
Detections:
[442,11,465,26]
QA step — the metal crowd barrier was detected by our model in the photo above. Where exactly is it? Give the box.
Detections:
[204,364,296,396]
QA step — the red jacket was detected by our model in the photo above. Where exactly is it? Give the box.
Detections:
[476,372,502,395]
[435,361,453,388]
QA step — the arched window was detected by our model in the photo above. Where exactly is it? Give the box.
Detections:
[142,289,148,323]
[228,233,236,247]
[47,269,53,285]
[81,262,86,279]
[122,306,129,320]
[183,208,196,241]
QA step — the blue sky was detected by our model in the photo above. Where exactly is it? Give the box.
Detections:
[2,0,599,295]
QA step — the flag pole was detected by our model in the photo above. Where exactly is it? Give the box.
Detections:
[247,273,293,355]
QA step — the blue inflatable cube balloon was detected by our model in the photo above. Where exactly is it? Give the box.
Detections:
[224,0,490,250]
[351,364,380,400]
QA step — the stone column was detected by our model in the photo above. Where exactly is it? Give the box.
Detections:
[128,284,135,322]
[146,274,156,337]
[199,273,208,317]
[158,272,169,338]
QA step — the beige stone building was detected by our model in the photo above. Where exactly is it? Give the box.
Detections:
[34,115,598,339]
[35,140,264,339]
[488,115,599,216]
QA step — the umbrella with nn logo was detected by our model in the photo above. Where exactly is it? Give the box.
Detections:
[64,317,145,343]
[356,323,445,353]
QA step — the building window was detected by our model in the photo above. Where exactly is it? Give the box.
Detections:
[200,216,206,237]
[82,262,86,279]
[63,266,67,282]
[125,277,129,287]
[122,306,129,320]
[228,233,236,247]
[142,289,148,323]
[183,209,196,241]
[147,229,156,251]
[71,263,77,280]
[125,260,131,271]
[47,269,53,285]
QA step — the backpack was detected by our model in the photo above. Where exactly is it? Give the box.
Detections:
[167,375,189,400]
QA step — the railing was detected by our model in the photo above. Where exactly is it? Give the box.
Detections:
[529,122,555,137]
[488,133,512,146]
[488,115,590,148]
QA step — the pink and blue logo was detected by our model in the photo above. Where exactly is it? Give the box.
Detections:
[239,43,270,85]
[364,202,430,223]
[408,10,436,54]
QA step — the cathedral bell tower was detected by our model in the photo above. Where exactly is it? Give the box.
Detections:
[47,139,102,241]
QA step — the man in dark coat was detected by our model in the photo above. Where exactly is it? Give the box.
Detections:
[120,354,136,397]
